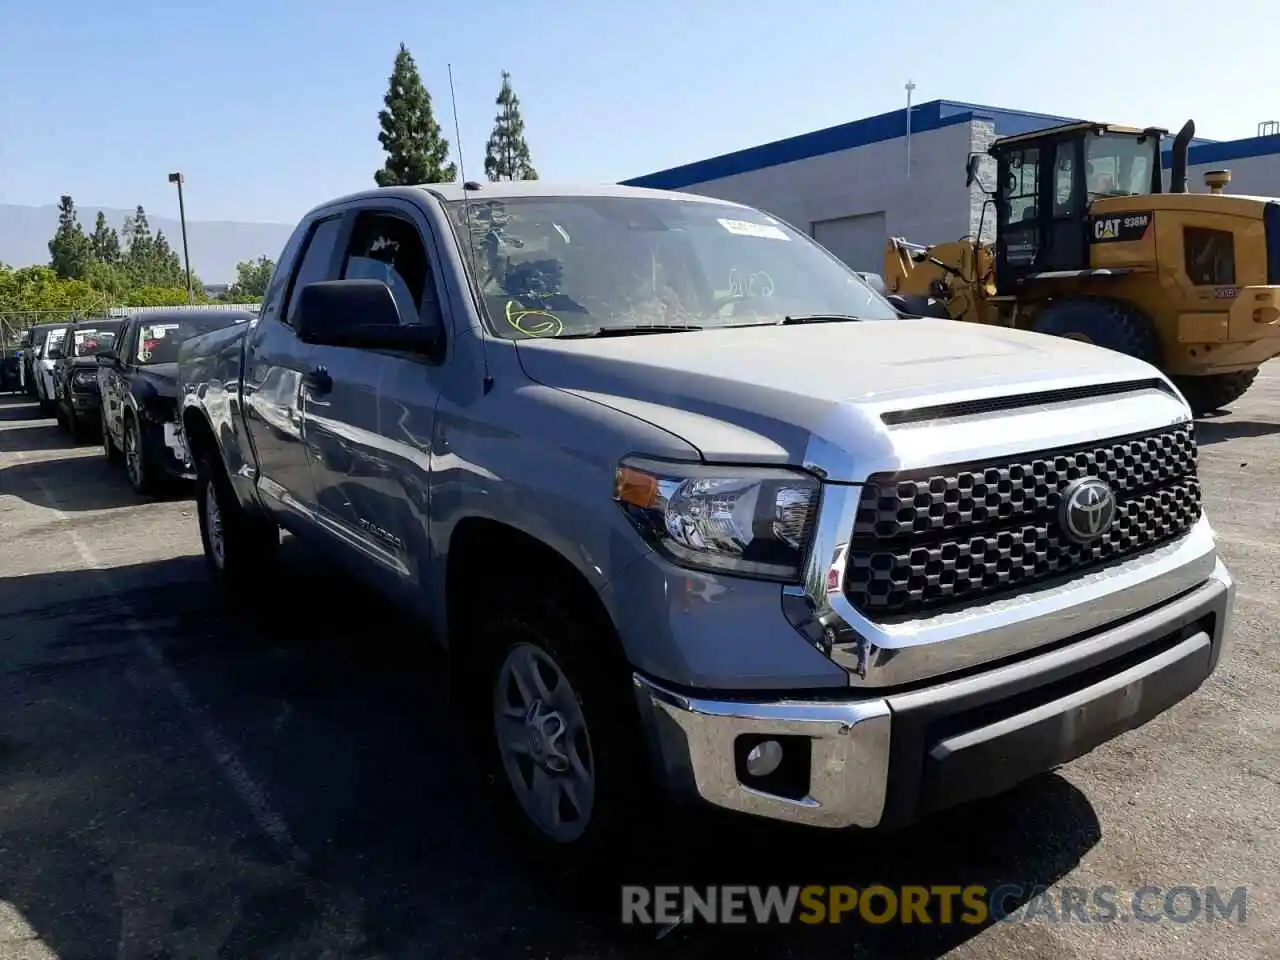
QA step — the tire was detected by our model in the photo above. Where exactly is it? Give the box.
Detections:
[1174,369,1260,416]
[122,414,159,495]
[195,449,280,594]
[102,411,121,464]
[1031,296,1161,365]
[463,582,655,877]
[66,398,87,444]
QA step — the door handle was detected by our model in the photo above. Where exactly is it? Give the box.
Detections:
[302,368,332,395]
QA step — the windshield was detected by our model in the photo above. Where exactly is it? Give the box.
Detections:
[71,325,120,357]
[445,196,899,339]
[135,315,244,364]
[1085,133,1156,198]
[45,329,67,357]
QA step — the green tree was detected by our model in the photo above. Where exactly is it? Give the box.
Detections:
[152,231,185,287]
[48,196,93,280]
[89,211,121,264]
[123,205,155,270]
[0,264,103,314]
[483,70,538,182]
[374,43,456,186]
[228,256,276,301]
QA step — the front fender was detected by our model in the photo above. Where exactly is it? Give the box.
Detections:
[424,378,700,642]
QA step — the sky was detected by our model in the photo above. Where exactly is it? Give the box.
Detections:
[2,0,1276,226]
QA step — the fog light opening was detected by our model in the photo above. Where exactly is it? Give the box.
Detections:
[745,739,784,778]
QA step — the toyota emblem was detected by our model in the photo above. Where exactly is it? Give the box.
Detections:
[1059,477,1117,544]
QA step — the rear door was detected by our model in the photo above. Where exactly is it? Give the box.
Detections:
[241,213,347,522]
[302,200,450,591]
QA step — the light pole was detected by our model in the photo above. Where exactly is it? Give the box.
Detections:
[905,80,916,180]
[168,172,194,303]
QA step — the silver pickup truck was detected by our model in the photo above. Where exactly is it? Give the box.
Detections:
[177,181,1233,872]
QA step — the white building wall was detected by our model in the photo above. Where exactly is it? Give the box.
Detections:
[675,121,981,272]
[1184,153,1280,197]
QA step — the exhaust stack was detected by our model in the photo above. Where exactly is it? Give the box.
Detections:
[1169,120,1195,193]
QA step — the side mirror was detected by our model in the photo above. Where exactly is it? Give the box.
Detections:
[96,350,117,366]
[295,280,442,355]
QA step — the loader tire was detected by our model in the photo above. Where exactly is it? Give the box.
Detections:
[1031,297,1161,366]
[1174,369,1260,417]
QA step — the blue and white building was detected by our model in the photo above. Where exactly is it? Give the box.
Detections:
[621,99,1280,272]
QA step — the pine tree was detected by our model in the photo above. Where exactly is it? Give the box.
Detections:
[89,211,121,264]
[374,43,457,186]
[153,232,185,286]
[484,71,538,181]
[123,205,154,266]
[48,195,92,279]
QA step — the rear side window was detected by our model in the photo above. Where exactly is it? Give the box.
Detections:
[284,217,345,326]
[1184,227,1235,286]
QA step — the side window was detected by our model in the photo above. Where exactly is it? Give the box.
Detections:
[283,217,345,327]
[1002,148,1040,226]
[117,322,134,364]
[1053,146,1077,216]
[1184,228,1236,286]
[340,212,442,329]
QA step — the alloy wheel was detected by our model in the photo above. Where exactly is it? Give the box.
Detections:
[493,642,596,843]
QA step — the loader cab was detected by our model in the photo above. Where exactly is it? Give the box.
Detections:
[990,122,1165,294]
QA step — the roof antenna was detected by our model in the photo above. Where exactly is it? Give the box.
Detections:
[447,61,493,394]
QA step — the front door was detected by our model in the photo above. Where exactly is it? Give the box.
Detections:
[241,213,346,521]
[102,318,137,441]
[303,202,449,590]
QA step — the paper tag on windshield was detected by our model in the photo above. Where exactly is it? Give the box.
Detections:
[146,324,180,338]
[717,218,790,241]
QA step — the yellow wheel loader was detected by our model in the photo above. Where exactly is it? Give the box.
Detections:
[882,119,1280,415]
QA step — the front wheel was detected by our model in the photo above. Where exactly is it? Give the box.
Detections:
[123,416,159,495]
[1175,369,1260,416]
[467,585,654,875]
[102,412,121,464]
[1031,296,1162,365]
[195,450,280,593]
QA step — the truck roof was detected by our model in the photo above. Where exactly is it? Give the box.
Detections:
[309,181,754,215]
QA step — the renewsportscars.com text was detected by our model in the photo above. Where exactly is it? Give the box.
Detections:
[621,884,1249,927]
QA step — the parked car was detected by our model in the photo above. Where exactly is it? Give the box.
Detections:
[33,324,70,413]
[20,324,58,400]
[99,309,251,494]
[177,182,1233,875]
[0,352,20,394]
[51,319,123,441]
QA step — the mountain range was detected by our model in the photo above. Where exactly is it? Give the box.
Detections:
[0,203,297,284]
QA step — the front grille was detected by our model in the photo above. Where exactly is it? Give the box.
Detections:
[844,423,1201,618]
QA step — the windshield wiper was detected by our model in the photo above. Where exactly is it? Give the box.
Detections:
[554,324,705,339]
[776,314,863,326]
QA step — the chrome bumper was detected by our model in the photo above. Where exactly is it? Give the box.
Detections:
[635,559,1233,830]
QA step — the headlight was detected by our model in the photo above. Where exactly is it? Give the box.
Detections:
[72,370,97,388]
[614,456,821,581]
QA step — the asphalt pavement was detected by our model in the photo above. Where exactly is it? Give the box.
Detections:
[0,371,1278,960]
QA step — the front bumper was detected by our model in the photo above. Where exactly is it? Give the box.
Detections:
[68,389,101,419]
[634,559,1233,830]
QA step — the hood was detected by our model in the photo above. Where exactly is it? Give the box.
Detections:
[134,363,180,399]
[514,319,1181,482]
